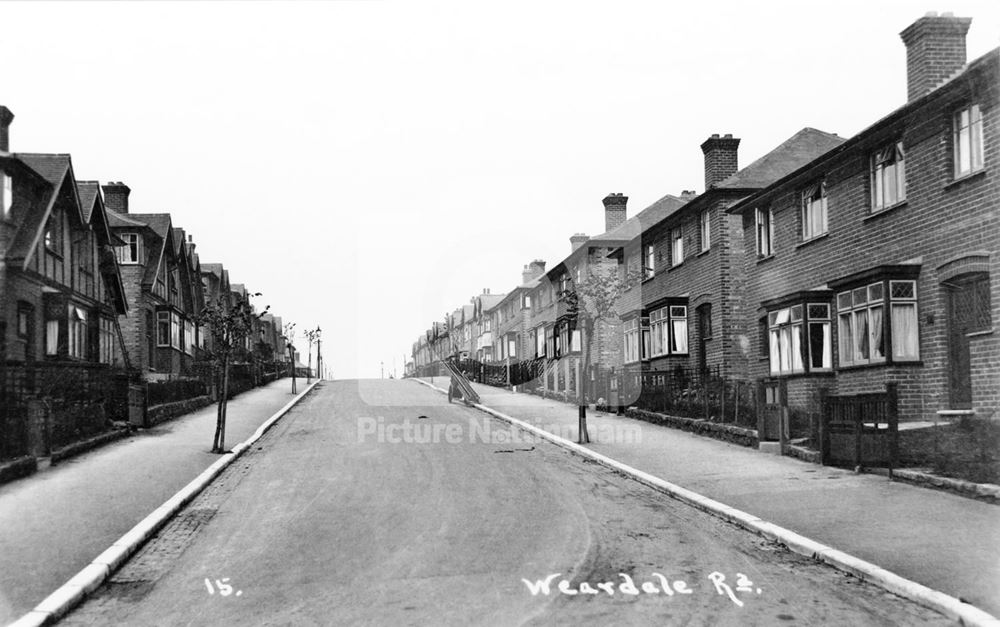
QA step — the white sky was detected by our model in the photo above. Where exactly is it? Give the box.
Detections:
[3,1,998,379]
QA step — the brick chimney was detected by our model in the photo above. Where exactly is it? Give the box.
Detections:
[0,106,13,152]
[680,190,698,199]
[602,193,628,232]
[570,233,589,253]
[522,259,546,284]
[700,134,740,189]
[900,12,972,102]
[102,181,131,214]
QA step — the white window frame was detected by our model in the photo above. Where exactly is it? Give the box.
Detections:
[649,305,688,357]
[700,209,711,252]
[671,228,684,265]
[644,244,655,279]
[954,104,984,178]
[623,318,640,364]
[116,233,142,264]
[68,305,87,359]
[837,280,919,366]
[801,181,828,241]
[871,141,906,211]
[46,319,59,355]
[768,303,831,375]
[755,207,773,257]
[1,170,12,219]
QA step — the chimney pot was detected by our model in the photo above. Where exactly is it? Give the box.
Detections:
[900,14,972,102]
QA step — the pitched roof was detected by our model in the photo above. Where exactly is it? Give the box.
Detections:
[601,193,689,242]
[6,154,83,265]
[728,48,999,214]
[76,181,99,223]
[479,293,507,311]
[714,128,846,190]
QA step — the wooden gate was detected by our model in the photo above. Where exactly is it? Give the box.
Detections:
[820,383,899,472]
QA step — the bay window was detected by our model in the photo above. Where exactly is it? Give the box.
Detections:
[649,305,688,356]
[767,300,832,376]
[835,277,919,367]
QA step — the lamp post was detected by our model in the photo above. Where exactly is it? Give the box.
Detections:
[316,326,322,381]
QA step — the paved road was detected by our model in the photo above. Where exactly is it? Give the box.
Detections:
[0,378,308,625]
[64,380,948,625]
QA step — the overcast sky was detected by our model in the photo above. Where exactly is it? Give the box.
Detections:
[3,1,998,379]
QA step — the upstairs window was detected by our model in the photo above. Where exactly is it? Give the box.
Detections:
[649,305,688,356]
[801,181,828,241]
[44,214,62,253]
[116,233,142,264]
[755,207,773,257]
[644,244,655,279]
[1,170,12,219]
[954,104,984,178]
[871,141,906,211]
[699,210,711,252]
[670,228,684,265]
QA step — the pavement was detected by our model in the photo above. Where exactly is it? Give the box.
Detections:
[62,380,948,626]
[0,376,314,625]
[419,377,1000,619]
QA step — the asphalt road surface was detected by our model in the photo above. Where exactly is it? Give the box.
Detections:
[63,380,949,626]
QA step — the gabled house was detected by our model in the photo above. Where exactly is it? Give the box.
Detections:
[104,182,201,380]
[728,14,999,423]
[1,107,131,454]
[199,262,231,356]
[613,129,844,396]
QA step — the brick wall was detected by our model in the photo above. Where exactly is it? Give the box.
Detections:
[740,56,999,420]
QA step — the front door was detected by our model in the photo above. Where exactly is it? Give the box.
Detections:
[947,273,991,408]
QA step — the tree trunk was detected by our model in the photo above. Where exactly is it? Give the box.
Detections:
[219,354,230,452]
[578,318,591,444]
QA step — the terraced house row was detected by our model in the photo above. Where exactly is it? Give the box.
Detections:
[409,14,998,456]
[0,106,297,464]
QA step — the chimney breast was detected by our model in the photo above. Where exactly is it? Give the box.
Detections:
[700,133,740,189]
[602,193,628,232]
[570,233,589,253]
[0,106,14,153]
[900,14,971,102]
[102,181,131,214]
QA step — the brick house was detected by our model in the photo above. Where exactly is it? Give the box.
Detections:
[199,262,231,356]
[492,260,547,367]
[611,129,845,403]
[472,289,505,362]
[105,183,202,380]
[728,14,999,423]
[1,109,131,455]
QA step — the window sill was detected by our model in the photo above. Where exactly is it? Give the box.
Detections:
[768,370,836,380]
[863,201,908,222]
[666,262,684,272]
[795,233,829,250]
[837,360,923,372]
[641,276,656,284]
[696,249,710,258]
[944,168,986,190]
[968,328,994,338]
[756,254,776,265]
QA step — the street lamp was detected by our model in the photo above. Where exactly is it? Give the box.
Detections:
[316,326,322,381]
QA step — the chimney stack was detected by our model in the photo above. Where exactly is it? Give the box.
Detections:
[602,193,628,232]
[700,134,740,190]
[522,259,547,284]
[102,181,131,214]
[0,106,13,153]
[900,13,972,102]
[570,233,589,253]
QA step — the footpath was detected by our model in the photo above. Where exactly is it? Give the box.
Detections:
[0,377,316,625]
[419,377,1000,620]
